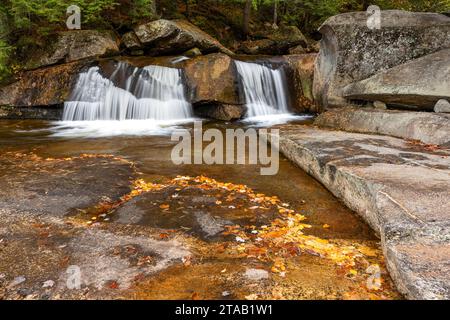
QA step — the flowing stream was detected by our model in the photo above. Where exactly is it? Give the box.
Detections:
[0,118,402,299]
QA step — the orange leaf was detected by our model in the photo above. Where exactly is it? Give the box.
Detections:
[108,280,119,289]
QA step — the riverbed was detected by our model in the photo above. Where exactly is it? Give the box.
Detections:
[0,119,401,300]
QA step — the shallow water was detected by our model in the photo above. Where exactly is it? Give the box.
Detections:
[0,118,401,299]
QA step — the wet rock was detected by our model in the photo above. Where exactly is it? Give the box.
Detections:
[0,153,135,217]
[17,288,32,297]
[58,228,189,291]
[343,49,450,110]
[113,183,277,241]
[133,19,233,56]
[434,99,450,113]
[265,124,450,299]
[183,53,242,106]
[0,203,191,300]
[194,212,228,237]
[244,268,269,281]
[282,54,318,113]
[313,10,450,108]
[315,107,450,146]
[0,105,63,120]
[25,30,120,70]
[0,61,90,108]
[194,103,246,121]
[8,276,26,289]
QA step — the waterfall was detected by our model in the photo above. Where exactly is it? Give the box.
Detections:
[235,60,290,117]
[63,62,193,121]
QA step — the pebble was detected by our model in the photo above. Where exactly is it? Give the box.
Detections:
[17,288,31,297]
[7,276,26,289]
[42,280,55,288]
[373,101,387,110]
[244,268,269,281]
[222,291,231,297]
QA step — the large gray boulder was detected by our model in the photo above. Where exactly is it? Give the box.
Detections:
[313,10,450,109]
[343,49,450,110]
[25,30,120,70]
[128,19,233,56]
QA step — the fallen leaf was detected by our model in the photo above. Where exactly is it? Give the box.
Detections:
[108,280,119,289]
[191,292,200,300]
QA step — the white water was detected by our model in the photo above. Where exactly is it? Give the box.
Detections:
[49,119,195,138]
[63,62,193,121]
[235,60,290,118]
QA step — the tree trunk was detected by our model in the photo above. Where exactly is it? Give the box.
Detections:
[243,0,251,37]
[185,0,190,19]
[273,0,278,27]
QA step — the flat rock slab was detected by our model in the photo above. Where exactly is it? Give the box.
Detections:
[315,107,450,146]
[0,153,190,299]
[0,153,135,217]
[267,125,450,299]
[0,210,189,299]
[113,185,278,241]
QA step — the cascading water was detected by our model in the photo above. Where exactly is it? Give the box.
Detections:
[235,60,290,118]
[63,62,193,121]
